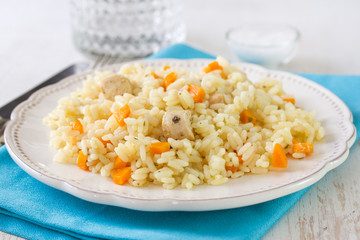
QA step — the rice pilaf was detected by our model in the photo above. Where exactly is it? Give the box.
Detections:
[43,57,324,190]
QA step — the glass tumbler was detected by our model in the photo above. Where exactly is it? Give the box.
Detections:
[70,0,186,59]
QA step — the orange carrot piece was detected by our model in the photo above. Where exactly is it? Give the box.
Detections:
[226,154,243,173]
[164,72,177,90]
[226,165,237,173]
[240,109,256,125]
[292,139,298,144]
[98,137,111,147]
[220,71,227,79]
[272,143,288,168]
[77,150,88,171]
[163,65,171,71]
[293,142,314,154]
[113,167,132,185]
[150,142,171,155]
[151,72,160,79]
[114,156,128,169]
[71,120,83,134]
[204,61,223,73]
[114,104,131,127]
[187,84,206,103]
[238,154,243,164]
[282,97,295,105]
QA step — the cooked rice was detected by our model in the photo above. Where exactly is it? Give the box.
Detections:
[43,57,324,190]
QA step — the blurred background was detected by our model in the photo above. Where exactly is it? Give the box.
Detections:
[0,0,359,106]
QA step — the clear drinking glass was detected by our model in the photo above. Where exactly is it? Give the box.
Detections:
[70,0,186,59]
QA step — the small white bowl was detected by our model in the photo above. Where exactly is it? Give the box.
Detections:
[226,24,300,68]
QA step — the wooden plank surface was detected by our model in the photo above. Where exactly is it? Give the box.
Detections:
[263,141,360,240]
[0,231,23,240]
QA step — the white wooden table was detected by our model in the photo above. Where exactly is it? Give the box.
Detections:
[1,0,359,239]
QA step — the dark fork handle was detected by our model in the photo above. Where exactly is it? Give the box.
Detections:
[0,63,89,119]
[0,116,7,145]
[0,62,89,145]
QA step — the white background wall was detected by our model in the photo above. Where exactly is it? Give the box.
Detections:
[0,0,359,105]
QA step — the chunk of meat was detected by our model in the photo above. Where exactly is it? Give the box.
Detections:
[209,93,224,105]
[162,110,195,141]
[101,75,133,100]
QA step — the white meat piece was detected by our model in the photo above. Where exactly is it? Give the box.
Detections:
[162,110,195,141]
[101,74,133,100]
[209,93,224,105]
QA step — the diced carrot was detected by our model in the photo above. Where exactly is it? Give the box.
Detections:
[226,154,242,173]
[187,84,206,103]
[113,167,132,185]
[163,65,171,71]
[203,61,223,73]
[272,143,288,168]
[240,109,256,125]
[164,72,177,90]
[98,137,111,147]
[226,165,237,173]
[71,120,83,134]
[220,71,227,79]
[114,104,131,127]
[292,139,298,144]
[293,142,313,154]
[114,156,128,169]
[238,154,243,164]
[282,96,295,105]
[151,72,160,79]
[77,150,88,171]
[150,142,171,155]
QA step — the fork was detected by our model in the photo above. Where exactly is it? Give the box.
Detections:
[0,54,123,145]
[91,54,123,69]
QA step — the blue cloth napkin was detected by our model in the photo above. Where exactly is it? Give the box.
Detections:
[1,44,359,240]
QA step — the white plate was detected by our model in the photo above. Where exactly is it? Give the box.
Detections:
[5,59,356,211]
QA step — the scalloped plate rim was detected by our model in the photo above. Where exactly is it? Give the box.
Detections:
[4,58,356,211]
